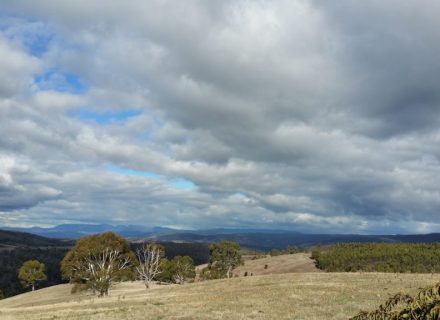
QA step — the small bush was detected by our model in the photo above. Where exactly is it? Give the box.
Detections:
[350,282,440,319]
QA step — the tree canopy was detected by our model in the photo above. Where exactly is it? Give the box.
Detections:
[205,241,243,279]
[18,260,47,291]
[61,232,135,296]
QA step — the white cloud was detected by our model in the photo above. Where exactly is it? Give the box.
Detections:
[0,0,440,233]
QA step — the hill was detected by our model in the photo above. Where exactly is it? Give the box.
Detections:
[0,229,210,298]
[153,231,440,251]
[0,230,72,248]
[233,252,320,276]
[0,273,438,319]
[0,230,73,297]
[7,224,440,251]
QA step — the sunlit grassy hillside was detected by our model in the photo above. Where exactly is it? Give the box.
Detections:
[1,272,438,320]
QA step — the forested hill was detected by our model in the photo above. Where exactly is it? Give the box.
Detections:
[0,230,73,298]
[151,231,440,251]
[0,229,209,298]
[0,229,74,248]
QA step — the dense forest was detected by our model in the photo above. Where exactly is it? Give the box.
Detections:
[313,243,440,272]
[0,247,69,297]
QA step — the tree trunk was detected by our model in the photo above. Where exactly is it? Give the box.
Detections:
[145,280,150,289]
[32,283,35,291]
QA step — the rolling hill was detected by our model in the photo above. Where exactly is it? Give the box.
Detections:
[0,272,438,320]
[232,252,320,276]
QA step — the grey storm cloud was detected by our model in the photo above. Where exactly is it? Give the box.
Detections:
[0,0,439,233]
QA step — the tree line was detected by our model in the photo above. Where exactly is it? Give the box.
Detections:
[13,232,243,297]
[0,236,210,298]
[312,242,440,272]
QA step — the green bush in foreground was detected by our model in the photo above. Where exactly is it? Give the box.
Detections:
[351,282,440,320]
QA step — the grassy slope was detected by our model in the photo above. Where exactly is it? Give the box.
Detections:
[1,273,439,320]
[233,252,320,276]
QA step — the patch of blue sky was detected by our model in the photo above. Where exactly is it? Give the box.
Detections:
[107,165,196,190]
[69,107,143,124]
[107,165,160,178]
[169,179,196,190]
[34,69,88,94]
[24,31,53,57]
[233,192,246,198]
[0,14,53,57]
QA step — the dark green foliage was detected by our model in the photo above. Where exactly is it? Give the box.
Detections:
[0,230,73,247]
[61,232,135,296]
[155,258,175,283]
[199,265,225,280]
[313,243,440,273]
[351,283,440,319]
[270,245,304,256]
[155,256,195,284]
[205,241,243,279]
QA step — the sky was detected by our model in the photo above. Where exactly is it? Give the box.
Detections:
[0,0,440,234]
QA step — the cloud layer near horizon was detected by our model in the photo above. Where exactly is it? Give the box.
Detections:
[1,0,440,233]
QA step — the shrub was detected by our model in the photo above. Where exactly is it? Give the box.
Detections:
[351,282,440,319]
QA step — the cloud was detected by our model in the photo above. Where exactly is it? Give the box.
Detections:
[0,1,439,233]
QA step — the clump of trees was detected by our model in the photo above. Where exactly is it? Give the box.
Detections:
[61,232,135,297]
[18,260,47,291]
[60,232,197,296]
[312,243,440,273]
[270,245,304,256]
[200,241,243,280]
[156,255,196,284]
[351,282,440,319]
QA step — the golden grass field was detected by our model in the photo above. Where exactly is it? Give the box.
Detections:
[1,270,439,320]
[233,252,320,276]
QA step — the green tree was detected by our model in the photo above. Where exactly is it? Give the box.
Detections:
[61,232,135,297]
[172,256,196,284]
[155,256,196,284]
[18,260,47,291]
[155,258,175,283]
[207,241,243,279]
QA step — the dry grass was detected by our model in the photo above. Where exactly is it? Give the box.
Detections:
[233,253,320,276]
[1,272,439,320]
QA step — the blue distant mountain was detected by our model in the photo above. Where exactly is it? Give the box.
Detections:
[1,223,155,239]
[0,224,298,240]
[2,224,440,251]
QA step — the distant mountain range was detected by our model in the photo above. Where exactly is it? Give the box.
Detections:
[0,224,163,239]
[2,224,440,251]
